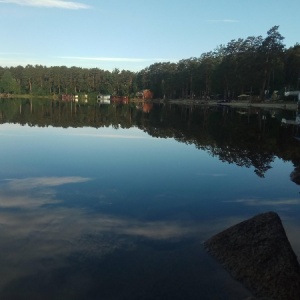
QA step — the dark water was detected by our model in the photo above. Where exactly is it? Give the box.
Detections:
[1,98,300,299]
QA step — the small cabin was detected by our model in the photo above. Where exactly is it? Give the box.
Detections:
[136,89,153,100]
[97,94,110,101]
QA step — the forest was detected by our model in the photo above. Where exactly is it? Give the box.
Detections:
[0,26,299,101]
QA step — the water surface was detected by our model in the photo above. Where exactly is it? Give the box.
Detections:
[1,99,300,299]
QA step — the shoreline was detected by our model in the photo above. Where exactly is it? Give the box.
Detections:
[1,95,298,111]
[160,99,298,110]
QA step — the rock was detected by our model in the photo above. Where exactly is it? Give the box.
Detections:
[204,212,300,300]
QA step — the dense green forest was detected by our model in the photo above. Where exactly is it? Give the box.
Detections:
[0,26,299,101]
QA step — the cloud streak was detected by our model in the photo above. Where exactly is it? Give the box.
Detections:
[0,0,91,9]
[56,56,174,63]
[206,19,240,23]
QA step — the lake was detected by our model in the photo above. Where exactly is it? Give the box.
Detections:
[1,98,300,299]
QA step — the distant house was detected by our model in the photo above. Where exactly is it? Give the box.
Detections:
[136,89,153,100]
[97,94,110,101]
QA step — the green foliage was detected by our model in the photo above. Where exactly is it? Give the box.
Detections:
[0,26,298,101]
[0,65,136,97]
[135,26,292,101]
[0,70,20,94]
[284,44,300,89]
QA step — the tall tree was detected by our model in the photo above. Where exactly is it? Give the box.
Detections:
[284,44,300,90]
[258,26,285,99]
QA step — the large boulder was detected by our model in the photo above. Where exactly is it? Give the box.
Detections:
[204,212,300,300]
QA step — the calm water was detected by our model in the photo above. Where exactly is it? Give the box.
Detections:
[1,99,300,299]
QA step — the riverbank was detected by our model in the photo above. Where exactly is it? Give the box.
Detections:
[162,99,298,110]
[1,95,298,111]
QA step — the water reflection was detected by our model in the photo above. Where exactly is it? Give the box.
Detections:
[291,166,300,185]
[2,98,300,179]
[0,175,253,299]
[1,99,300,299]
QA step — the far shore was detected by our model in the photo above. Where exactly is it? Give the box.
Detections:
[160,99,298,111]
[1,94,298,111]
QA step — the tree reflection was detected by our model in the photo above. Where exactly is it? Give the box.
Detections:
[290,166,300,185]
[1,98,300,178]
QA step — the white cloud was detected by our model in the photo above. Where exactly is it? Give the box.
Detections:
[0,0,91,9]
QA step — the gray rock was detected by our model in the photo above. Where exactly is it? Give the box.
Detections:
[204,212,300,300]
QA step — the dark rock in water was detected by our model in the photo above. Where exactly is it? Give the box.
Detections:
[204,212,300,300]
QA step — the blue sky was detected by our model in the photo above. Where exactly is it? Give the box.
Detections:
[0,0,299,72]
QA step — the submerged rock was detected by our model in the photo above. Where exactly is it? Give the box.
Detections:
[204,212,300,300]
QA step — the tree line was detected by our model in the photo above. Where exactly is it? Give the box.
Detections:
[0,66,135,97]
[0,26,299,101]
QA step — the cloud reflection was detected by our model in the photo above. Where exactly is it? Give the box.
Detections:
[0,175,300,296]
[70,133,151,139]
[3,176,299,296]
[0,206,199,288]
[3,176,91,190]
[196,172,228,177]
[0,176,197,243]
[0,176,91,208]
[224,198,300,206]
